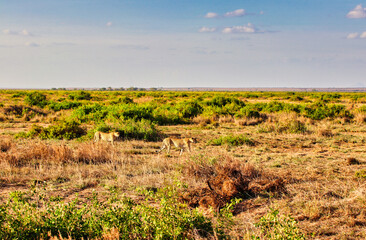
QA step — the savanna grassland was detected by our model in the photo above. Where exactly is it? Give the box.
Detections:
[0,90,366,239]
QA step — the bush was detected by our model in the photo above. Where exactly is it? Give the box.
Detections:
[355,170,366,179]
[24,92,48,108]
[252,209,306,240]
[206,96,245,108]
[68,90,92,100]
[176,101,203,118]
[15,121,85,140]
[0,187,217,239]
[117,119,160,141]
[358,105,366,113]
[119,105,154,121]
[71,104,108,123]
[48,101,82,111]
[280,120,308,134]
[304,102,352,120]
[117,96,134,104]
[236,108,261,118]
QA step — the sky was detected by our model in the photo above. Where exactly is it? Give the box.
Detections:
[0,0,366,89]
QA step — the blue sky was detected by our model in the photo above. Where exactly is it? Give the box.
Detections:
[0,0,365,88]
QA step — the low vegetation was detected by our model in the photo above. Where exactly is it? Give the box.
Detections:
[0,89,365,239]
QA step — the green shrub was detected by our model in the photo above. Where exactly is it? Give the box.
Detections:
[68,90,92,100]
[236,108,261,118]
[304,102,352,120]
[209,134,255,147]
[48,101,82,111]
[0,186,218,239]
[71,104,108,123]
[15,121,85,140]
[11,92,27,98]
[117,119,160,141]
[358,106,366,113]
[152,106,186,125]
[355,170,366,179]
[95,122,113,133]
[176,101,203,118]
[119,105,154,121]
[252,208,306,240]
[118,96,134,104]
[206,96,245,108]
[24,92,48,108]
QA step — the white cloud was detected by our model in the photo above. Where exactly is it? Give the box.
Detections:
[346,31,366,39]
[3,29,33,36]
[205,12,219,18]
[199,27,216,33]
[222,23,257,34]
[346,4,366,18]
[224,9,246,17]
[347,32,359,39]
[25,42,40,47]
[21,29,31,36]
[3,29,18,35]
[106,22,113,27]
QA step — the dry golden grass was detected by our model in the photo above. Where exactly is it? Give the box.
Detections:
[0,103,366,238]
[355,113,366,124]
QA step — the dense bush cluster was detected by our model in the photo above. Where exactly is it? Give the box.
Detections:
[16,121,85,140]
[0,187,218,240]
[24,92,48,108]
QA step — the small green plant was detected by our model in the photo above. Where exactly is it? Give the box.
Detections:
[209,134,255,147]
[214,198,242,236]
[355,170,366,179]
[358,105,366,113]
[252,208,306,240]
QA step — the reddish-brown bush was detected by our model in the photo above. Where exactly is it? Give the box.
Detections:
[180,157,284,210]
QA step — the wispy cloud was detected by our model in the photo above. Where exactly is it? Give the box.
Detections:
[224,9,246,17]
[347,32,359,39]
[3,29,18,35]
[3,29,33,36]
[106,21,113,27]
[21,29,32,36]
[347,31,366,39]
[222,23,258,34]
[205,12,219,18]
[205,9,255,19]
[198,27,216,33]
[346,4,366,18]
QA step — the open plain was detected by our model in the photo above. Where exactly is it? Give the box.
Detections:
[0,90,365,239]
